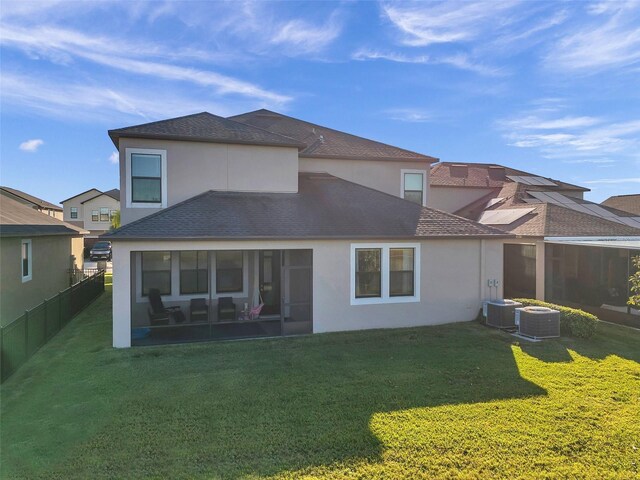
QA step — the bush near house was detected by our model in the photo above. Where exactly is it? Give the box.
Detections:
[513,298,598,339]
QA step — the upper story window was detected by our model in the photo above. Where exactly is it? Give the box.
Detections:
[126,148,167,208]
[21,239,32,282]
[70,207,78,219]
[91,210,99,222]
[99,207,109,222]
[351,243,420,305]
[401,169,427,206]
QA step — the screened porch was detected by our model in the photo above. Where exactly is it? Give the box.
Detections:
[129,249,312,345]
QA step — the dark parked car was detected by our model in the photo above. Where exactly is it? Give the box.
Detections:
[90,241,112,261]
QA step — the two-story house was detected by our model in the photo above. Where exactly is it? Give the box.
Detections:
[104,111,511,348]
[61,188,120,250]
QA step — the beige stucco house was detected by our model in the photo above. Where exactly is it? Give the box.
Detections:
[0,195,86,325]
[105,111,511,348]
[61,188,120,250]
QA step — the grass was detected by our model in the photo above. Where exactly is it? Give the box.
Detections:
[1,287,639,479]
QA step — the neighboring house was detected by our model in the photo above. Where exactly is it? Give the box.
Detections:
[0,186,63,220]
[61,188,120,249]
[602,194,640,216]
[104,111,510,348]
[0,195,86,325]
[429,162,640,327]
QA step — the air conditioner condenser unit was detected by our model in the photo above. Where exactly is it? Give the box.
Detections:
[483,299,522,329]
[515,306,560,339]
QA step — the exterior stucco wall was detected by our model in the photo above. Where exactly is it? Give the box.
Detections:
[81,195,120,233]
[118,138,299,225]
[427,186,494,213]
[111,238,504,347]
[0,235,82,325]
[299,157,431,203]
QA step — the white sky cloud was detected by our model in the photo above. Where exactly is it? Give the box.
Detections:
[385,108,434,123]
[108,152,119,164]
[583,177,640,184]
[19,138,44,152]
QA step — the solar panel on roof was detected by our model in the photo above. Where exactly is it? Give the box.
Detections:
[478,208,535,225]
[506,175,557,186]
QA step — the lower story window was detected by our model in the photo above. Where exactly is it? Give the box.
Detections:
[351,244,420,304]
[216,251,243,293]
[355,248,381,298]
[180,251,208,294]
[390,248,415,296]
[21,239,32,282]
[142,251,171,295]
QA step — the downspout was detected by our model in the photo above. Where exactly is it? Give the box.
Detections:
[480,239,486,302]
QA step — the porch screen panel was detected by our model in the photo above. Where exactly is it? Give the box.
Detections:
[216,251,243,293]
[355,248,381,298]
[131,153,162,203]
[142,251,171,295]
[180,251,208,294]
[389,248,414,296]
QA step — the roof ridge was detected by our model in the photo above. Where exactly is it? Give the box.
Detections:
[232,109,438,161]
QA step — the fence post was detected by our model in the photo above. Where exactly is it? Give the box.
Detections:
[43,298,48,341]
[24,309,29,360]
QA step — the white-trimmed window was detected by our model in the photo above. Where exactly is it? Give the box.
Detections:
[350,243,420,305]
[126,148,167,208]
[401,169,427,206]
[91,210,99,222]
[216,251,244,293]
[21,239,32,282]
[99,207,109,222]
[70,207,78,219]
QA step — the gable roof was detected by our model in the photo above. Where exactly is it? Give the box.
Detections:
[229,109,438,163]
[108,112,305,149]
[0,186,62,211]
[60,188,103,204]
[430,162,589,191]
[602,194,640,216]
[0,196,87,237]
[81,188,120,204]
[105,173,507,241]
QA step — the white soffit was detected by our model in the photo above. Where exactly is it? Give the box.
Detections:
[507,175,557,186]
[478,207,535,225]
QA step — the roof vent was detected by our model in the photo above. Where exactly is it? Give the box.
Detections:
[450,164,468,178]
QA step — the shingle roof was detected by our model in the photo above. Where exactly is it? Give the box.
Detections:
[60,188,102,204]
[0,196,87,237]
[430,162,589,191]
[602,194,640,216]
[81,188,120,204]
[229,109,438,163]
[108,112,305,149]
[105,173,507,241]
[0,186,62,211]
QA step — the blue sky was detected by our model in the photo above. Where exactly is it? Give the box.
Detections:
[1,0,639,204]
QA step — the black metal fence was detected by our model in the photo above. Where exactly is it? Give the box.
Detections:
[0,271,105,382]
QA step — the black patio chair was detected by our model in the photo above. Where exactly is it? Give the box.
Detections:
[148,288,184,325]
[190,298,209,323]
[217,297,236,322]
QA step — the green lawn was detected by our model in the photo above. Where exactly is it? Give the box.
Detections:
[1,288,639,479]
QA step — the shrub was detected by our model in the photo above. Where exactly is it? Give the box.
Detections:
[512,298,598,339]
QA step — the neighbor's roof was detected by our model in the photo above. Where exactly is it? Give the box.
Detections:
[108,112,305,149]
[229,109,438,163]
[60,188,103,204]
[0,196,88,237]
[602,194,640,216]
[81,188,120,204]
[0,186,62,211]
[104,173,507,241]
[430,162,589,191]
